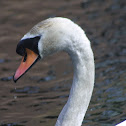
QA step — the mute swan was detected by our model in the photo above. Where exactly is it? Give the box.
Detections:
[13,17,95,126]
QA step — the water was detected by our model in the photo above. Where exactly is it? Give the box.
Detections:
[0,51,125,126]
[0,0,126,126]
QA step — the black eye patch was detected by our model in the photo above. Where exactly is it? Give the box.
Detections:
[16,36,41,56]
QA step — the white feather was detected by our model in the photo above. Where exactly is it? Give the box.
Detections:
[21,17,95,126]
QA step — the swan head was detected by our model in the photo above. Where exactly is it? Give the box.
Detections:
[13,17,82,82]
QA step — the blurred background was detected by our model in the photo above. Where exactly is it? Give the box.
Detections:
[0,0,126,126]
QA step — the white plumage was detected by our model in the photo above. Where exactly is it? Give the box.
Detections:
[14,17,95,126]
[116,120,126,126]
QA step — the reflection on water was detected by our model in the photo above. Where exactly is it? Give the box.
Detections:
[12,86,40,94]
[0,76,13,81]
[0,59,5,64]
[29,69,56,83]
[1,122,24,126]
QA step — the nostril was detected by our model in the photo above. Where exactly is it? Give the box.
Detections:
[23,53,27,62]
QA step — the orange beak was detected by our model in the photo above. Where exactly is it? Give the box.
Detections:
[13,48,40,82]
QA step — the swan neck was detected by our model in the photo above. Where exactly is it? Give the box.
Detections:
[56,39,95,126]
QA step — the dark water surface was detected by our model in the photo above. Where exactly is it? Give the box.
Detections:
[0,0,126,126]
